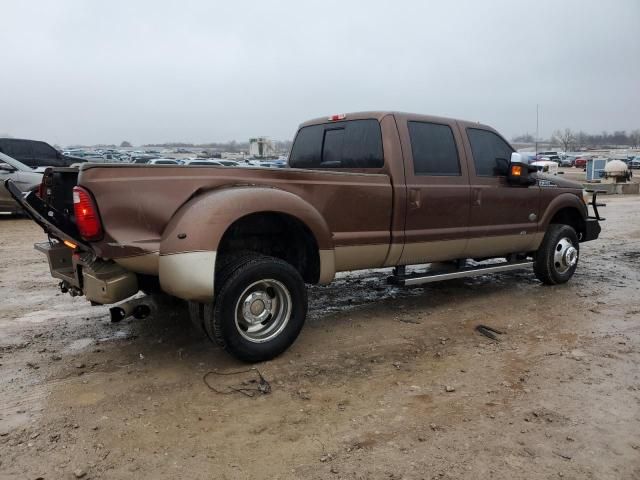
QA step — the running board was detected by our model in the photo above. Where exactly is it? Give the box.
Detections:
[389,260,533,287]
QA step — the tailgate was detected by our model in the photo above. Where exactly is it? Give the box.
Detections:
[4,176,89,251]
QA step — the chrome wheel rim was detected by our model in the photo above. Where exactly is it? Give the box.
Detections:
[234,279,292,343]
[553,237,578,274]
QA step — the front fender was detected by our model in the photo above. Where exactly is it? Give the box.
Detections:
[158,186,334,302]
[538,192,588,228]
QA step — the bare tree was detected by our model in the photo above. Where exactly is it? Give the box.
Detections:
[552,128,576,152]
[630,130,640,148]
[120,140,132,148]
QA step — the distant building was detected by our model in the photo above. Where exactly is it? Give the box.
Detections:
[249,137,275,158]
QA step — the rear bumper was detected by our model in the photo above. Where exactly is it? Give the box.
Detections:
[35,241,138,304]
[582,218,601,242]
[7,179,139,304]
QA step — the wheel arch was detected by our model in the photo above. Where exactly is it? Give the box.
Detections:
[539,193,588,240]
[158,187,335,301]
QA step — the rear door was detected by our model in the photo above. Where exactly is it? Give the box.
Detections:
[288,118,393,271]
[396,116,471,265]
[0,160,16,209]
[460,124,540,258]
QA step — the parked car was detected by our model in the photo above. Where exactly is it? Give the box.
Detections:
[629,157,640,169]
[0,153,43,214]
[0,138,85,169]
[7,111,602,362]
[146,159,180,165]
[183,159,224,166]
[217,160,241,167]
[531,160,559,175]
[560,156,575,167]
[574,157,589,168]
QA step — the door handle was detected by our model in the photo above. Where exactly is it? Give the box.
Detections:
[409,188,421,209]
[472,188,482,206]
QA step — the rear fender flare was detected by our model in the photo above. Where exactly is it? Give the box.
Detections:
[158,186,335,301]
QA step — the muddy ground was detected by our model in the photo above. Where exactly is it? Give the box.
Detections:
[1,196,639,480]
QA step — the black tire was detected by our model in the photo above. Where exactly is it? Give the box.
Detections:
[204,253,307,362]
[202,251,259,342]
[534,224,580,285]
[188,301,207,336]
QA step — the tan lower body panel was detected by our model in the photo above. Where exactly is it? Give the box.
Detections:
[398,239,467,266]
[334,244,389,272]
[465,233,542,258]
[159,251,216,302]
[115,252,159,275]
[318,249,336,284]
[334,233,544,272]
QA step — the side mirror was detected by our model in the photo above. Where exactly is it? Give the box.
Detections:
[507,153,536,186]
[0,163,16,173]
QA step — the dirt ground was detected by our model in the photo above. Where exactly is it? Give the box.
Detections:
[1,196,639,480]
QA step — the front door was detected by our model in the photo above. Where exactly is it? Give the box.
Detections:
[397,118,471,265]
[459,124,541,258]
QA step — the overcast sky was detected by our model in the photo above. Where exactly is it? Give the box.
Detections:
[1,0,638,146]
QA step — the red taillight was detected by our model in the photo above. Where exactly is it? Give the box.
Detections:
[73,186,103,241]
[37,181,46,199]
[328,114,346,121]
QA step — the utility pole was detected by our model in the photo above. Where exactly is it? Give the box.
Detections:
[535,104,539,156]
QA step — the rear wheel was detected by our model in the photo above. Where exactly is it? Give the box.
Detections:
[204,253,307,362]
[534,224,579,285]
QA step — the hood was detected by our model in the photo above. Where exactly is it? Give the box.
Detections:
[533,172,582,189]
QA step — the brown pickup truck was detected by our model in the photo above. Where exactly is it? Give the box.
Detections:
[7,111,602,362]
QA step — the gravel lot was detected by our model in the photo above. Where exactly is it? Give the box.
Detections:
[1,195,639,480]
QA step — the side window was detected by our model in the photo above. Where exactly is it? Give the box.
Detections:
[466,128,514,176]
[32,142,57,160]
[289,119,383,169]
[408,121,460,176]
[289,125,323,168]
[2,140,32,162]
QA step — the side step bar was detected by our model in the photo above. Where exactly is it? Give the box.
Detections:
[389,260,533,287]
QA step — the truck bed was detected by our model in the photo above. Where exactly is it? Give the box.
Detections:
[36,163,396,268]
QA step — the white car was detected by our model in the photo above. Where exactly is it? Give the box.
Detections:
[147,158,180,165]
[531,160,559,175]
[0,153,43,214]
[182,159,224,166]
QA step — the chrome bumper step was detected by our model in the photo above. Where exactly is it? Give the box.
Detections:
[389,260,533,287]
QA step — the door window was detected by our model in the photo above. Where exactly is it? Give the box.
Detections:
[408,121,460,176]
[466,128,514,176]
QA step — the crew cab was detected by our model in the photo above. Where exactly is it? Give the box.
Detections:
[6,112,602,362]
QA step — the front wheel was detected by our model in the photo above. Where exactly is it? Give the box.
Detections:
[534,224,580,285]
[205,253,307,362]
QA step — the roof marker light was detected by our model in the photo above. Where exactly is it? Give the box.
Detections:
[328,114,346,121]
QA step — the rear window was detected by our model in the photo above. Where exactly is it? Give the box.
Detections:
[289,119,383,169]
[408,121,460,176]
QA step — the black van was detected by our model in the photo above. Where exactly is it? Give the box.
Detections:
[0,138,83,168]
